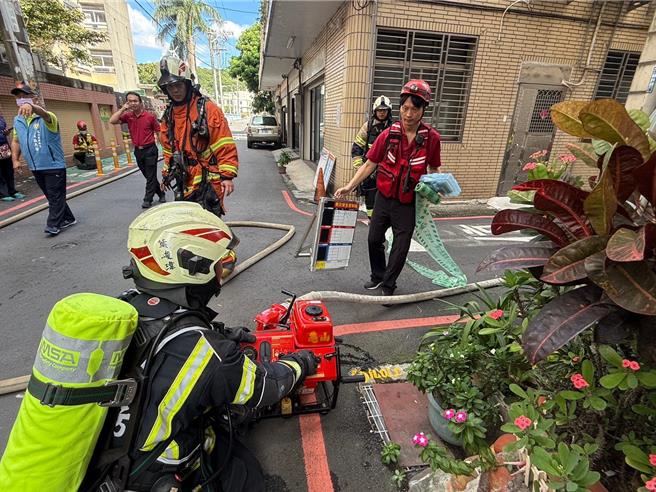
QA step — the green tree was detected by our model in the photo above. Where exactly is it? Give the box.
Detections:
[137,62,159,85]
[228,21,274,113]
[18,0,107,74]
[153,0,219,75]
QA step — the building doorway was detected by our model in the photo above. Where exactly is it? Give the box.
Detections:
[310,83,325,162]
[497,85,564,195]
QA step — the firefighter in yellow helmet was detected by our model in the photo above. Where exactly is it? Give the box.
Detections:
[84,202,317,491]
[351,95,392,217]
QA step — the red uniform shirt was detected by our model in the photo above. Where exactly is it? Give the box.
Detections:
[119,110,160,147]
[366,124,442,168]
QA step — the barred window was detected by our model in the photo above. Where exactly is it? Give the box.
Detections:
[528,90,564,133]
[373,28,477,142]
[594,50,640,103]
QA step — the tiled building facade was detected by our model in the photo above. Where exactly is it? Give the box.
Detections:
[260,0,653,199]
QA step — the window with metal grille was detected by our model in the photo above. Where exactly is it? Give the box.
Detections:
[372,28,477,142]
[528,90,564,133]
[594,51,640,103]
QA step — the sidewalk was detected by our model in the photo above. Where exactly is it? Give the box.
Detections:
[0,152,139,221]
[274,147,496,217]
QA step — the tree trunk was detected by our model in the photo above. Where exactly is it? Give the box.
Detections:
[188,39,197,77]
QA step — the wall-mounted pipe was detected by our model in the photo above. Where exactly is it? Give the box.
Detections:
[562,1,606,89]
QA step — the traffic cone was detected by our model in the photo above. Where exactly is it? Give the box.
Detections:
[314,168,326,203]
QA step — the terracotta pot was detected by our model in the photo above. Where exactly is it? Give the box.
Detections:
[492,434,517,454]
[587,481,608,492]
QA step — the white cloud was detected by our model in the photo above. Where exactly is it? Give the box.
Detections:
[128,5,167,51]
[218,20,247,40]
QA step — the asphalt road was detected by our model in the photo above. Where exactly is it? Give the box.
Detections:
[0,140,526,490]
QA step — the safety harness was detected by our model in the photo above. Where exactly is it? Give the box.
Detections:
[377,121,429,204]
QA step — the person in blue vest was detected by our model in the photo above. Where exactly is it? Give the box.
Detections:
[10,81,76,236]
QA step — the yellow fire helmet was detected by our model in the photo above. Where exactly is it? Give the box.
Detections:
[127,202,234,285]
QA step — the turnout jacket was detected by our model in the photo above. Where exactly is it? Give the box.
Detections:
[351,117,391,169]
[72,133,97,153]
[160,94,239,202]
[117,295,302,486]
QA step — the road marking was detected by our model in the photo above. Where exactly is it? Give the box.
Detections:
[300,414,334,492]
[456,224,532,243]
[334,314,461,336]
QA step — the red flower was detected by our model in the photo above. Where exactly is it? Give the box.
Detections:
[629,361,641,372]
[570,373,589,389]
[646,477,656,491]
[649,454,656,466]
[522,162,537,171]
[488,309,504,320]
[514,415,532,431]
[623,359,632,368]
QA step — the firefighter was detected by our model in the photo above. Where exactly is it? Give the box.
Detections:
[72,120,97,170]
[351,95,393,217]
[335,80,442,298]
[86,202,317,491]
[157,56,238,217]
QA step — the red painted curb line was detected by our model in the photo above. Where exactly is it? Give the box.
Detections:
[0,168,134,218]
[300,413,334,492]
[281,190,313,217]
[334,314,460,336]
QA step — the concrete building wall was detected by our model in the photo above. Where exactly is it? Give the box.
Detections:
[0,76,123,162]
[73,0,139,92]
[271,0,651,199]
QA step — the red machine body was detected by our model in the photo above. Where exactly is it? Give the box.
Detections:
[241,296,349,416]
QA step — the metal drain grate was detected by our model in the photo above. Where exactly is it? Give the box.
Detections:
[359,384,390,444]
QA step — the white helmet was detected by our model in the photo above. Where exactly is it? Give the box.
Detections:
[127,202,233,286]
[373,95,392,112]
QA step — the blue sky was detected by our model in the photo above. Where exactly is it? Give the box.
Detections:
[125,0,260,68]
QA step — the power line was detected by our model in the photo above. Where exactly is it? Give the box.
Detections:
[132,0,214,68]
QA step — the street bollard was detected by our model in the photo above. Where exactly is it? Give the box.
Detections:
[92,142,103,176]
[110,139,120,170]
[123,138,134,166]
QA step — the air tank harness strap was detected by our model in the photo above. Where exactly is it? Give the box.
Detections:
[27,374,137,407]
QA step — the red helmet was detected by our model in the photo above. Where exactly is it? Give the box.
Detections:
[76,120,87,131]
[401,79,431,104]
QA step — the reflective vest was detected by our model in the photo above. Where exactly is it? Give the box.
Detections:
[376,121,430,204]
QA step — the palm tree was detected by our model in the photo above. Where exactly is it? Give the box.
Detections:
[153,0,220,75]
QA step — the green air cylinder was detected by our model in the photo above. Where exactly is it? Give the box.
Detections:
[415,181,441,205]
[0,293,138,491]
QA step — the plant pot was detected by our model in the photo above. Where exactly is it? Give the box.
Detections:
[277,166,286,174]
[427,392,463,446]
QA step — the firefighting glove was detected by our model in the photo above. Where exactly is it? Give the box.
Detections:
[281,350,319,378]
[224,326,256,344]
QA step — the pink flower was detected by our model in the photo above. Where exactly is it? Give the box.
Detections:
[646,477,656,491]
[514,415,532,431]
[488,309,504,320]
[623,359,632,368]
[454,410,468,423]
[522,162,537,171]
[558,153,576,163]
[529,149,547,160]
[570,373,589,389]
[443,408,456,420]
[649,454,656,466]
[539,109,550,120]
[630,361,641,371]
[412,432,429,447]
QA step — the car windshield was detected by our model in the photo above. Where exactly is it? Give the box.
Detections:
[252,116,277,126]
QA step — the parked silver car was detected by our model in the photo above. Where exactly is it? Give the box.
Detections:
[246,115,282,148]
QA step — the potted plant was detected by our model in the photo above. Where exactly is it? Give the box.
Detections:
[473,98,656,490]
[276,151,292,174]
[407,273,553,465]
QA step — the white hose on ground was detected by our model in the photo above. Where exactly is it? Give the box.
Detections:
[298,277,505,305]
[0,167,140,230]
[221,221,296,285]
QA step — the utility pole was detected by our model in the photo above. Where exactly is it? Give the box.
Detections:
[0,0,39,89]
[217,45,225,110]
[208,31,220,103]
